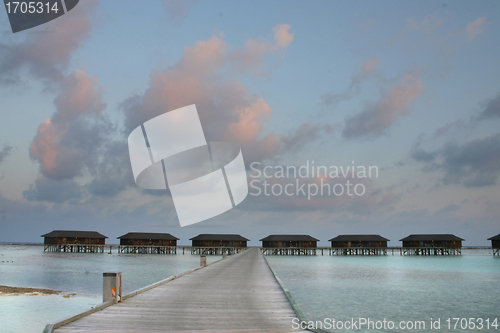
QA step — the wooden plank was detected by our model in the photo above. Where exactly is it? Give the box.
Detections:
[52,248,307,333]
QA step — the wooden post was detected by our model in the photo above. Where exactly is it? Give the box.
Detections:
[200,255,207,267]
[103,272,122,303]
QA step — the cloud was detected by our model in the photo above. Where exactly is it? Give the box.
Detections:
[228,24,294,76]
[433,119,477,138]
[29,70,110,180]
[437,204,460,214]
[440,134,500,187]
[477,92,500,120]
[411,148,437,163]
[281,123,334,152]
[22,25,322,208]
[342,72,423,139]
[0,0,98,85]
[272,24,295,50]
[466,17,486,42]
[392,12,445,44]
[162,0,197,20]
[412,133,500,187]
[23,177,82,203]
[405,14,444,34]
[392,11,486,58]
[85,141,134,197]
[122,26,330,164]
[0,145,13,164]
[244,166,398,214]
[321,59,380,107]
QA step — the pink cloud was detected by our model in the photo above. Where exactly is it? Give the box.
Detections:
[122,25,330,164]
[466,17,486,42]
[272,24,295,50]
[361,59,379,76]
[162,0,198,20]
[30,70,108,179]
[228,24,295,75]
[0,0,98,84]
[405,14,444,33]
[343,71,424,138]
[227,98,272,143]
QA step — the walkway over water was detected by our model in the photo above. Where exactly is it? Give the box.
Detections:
[51,248,308,333]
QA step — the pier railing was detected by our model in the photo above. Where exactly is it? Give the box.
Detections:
[188,246,247,255]
[43,245,462,256]
[43,244,248,255]
[261,247,319,256]
[43,244,105,253]
[260,247,463,256]
[399,247,461,256]
[118,245,177,254]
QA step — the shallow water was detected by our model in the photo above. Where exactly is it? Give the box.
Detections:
[1,246,499,333]
[0,245,213,333]
[265,249,500,332]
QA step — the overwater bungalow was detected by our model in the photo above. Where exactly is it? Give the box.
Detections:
[259,235,319,255]
[117,232,179,254]
[329,234,389,247]
[488,233,500,256]
[399,234,463,256]
[190,234,248,247]
[118,232,179,246]
[328,234,389,255]
[189,234,249,255]
[41,230,107,253]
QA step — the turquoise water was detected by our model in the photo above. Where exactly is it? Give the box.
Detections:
[266,249,500,333]
[1,246,498,333]
[0,245,213,333]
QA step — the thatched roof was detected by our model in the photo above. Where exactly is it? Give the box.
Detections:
[487,233,500,241]
[399,234,464,241]
[190,234,249,241]
[41,230,108,238]
[329,234,389,242]
[118,232,179,240]
[259,235,319,242]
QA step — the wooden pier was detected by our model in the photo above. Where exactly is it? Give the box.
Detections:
[46,248,309,333]
[44,244,105,253]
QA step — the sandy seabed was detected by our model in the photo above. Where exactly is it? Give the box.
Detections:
[0,285,61,296]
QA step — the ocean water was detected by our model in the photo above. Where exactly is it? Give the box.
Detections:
[1,246,499,333]
[265,249,500,333]
[0,245,215,333]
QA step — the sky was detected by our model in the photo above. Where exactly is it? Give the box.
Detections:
[0,0,499,246]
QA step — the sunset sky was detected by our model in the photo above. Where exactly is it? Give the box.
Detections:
[0,0,499,245]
